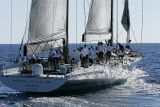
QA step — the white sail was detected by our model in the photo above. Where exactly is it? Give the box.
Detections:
[27,0,67,54]
[83,0,112,42]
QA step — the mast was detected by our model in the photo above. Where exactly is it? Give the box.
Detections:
[110,0,114,47]
[65,0,69,64]
[127,0,130,41]
[127,28,130,40]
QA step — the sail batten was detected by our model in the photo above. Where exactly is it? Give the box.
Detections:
[28,32,66,45]
[83,0,112,42]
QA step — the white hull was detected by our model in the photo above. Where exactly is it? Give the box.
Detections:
[0,75,69,92]
[0,57,141,92]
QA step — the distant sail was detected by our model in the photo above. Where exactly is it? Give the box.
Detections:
[27,0,67,54]
[121,0,130,31]
[83,0,112,42]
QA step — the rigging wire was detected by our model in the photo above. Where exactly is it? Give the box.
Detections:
[10,0,13,62]
[130,25,137,44]
[113,29,124,41]
[141,0,144,55]
[10,0,12,45]
[76,0,78,48]
[130,25,139,50]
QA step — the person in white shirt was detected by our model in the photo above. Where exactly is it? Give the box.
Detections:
[90,47,95,56]
[89,47,99,64]
[81,48,88,58]
[83,45,89,55]
[89,53,99,63]
[80,47,89,65]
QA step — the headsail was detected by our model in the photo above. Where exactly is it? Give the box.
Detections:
[121,0,130,31]
[83,0,112,42]
[27,0,67,55]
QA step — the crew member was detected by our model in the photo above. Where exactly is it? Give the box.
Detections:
[106,43,112,62]
[126,39,131,49]
[53,49,61,71]
[98,42,105,60]
[118,43,124,53]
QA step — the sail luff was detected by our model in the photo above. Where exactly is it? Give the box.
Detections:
[64,0,69,63]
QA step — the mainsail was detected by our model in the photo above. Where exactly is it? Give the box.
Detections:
[27,0,67,54]
[121,0,130,31]
[83,0,112,42]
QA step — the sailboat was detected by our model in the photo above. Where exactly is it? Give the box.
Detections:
[0,0,141,92]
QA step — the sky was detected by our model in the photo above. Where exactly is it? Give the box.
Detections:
[0,0,160,44]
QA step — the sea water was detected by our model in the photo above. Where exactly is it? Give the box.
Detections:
[0,43,160,107]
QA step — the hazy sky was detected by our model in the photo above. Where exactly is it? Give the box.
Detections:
[0,0,159,44]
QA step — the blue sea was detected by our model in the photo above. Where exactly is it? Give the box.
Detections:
[0,43,160,107]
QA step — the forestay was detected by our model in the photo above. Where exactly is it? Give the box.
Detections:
[83,0,112,42]
[27,0,67,54]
